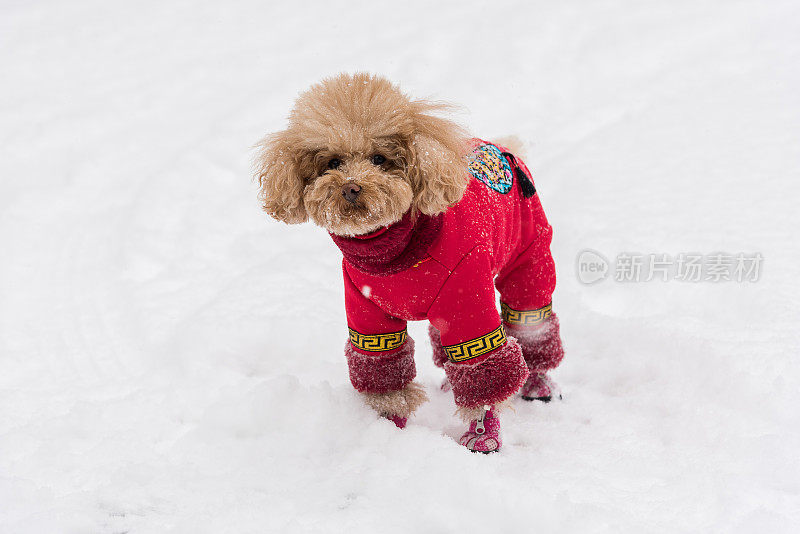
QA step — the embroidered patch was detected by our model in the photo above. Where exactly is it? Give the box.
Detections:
[467,144,513,194]
[501,301,552,326]
[443,325,507,363]
[349,327,407,352]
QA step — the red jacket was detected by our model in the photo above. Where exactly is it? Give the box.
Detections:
[331,140,555,407]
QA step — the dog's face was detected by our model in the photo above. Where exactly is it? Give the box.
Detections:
[254,73,469,236]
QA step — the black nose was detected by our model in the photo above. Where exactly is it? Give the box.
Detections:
[342,183,361,204]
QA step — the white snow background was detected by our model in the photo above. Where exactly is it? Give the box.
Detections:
[1,0,799,532]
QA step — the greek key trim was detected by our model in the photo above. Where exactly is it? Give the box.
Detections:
[348,327,407,352]
[501,301,552,326]
[443,325,507,363]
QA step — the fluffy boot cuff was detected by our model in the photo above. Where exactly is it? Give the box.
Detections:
[345,337,416,394]
[444,336,529,410]
[504,313,564,372]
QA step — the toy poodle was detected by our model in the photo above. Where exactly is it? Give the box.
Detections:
[254,73,564,453]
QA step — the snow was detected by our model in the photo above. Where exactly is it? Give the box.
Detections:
[1,0,799,532]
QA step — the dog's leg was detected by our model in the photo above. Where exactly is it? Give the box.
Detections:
[360,381,428,428]
[443,337,529,453]
[345,336,427,427]
[505,315,564,401]
[494,227,565,401]
[426,249,532,453]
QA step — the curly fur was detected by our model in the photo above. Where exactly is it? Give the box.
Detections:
[253,72,469,236]
[490,135,527,158]
[361,381,429,418]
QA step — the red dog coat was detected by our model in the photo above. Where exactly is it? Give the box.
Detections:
[331,140,562,409]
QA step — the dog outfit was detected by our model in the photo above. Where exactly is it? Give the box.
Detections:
[330,139,564,413]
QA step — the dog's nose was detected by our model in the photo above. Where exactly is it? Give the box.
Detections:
[342,183,361,204]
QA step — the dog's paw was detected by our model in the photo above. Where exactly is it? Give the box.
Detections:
[361,381,428,419]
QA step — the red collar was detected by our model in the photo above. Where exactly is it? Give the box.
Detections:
[329,211,443,275]
[350,225,391,240]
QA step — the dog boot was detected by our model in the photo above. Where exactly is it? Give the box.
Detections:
[459,407,501,453]
[520,371,562,402]
[386,414,407,428]
[440,377,451,392]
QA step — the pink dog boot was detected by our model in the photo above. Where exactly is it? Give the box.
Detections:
[459,407,501,453]
[520,372,562,402]
[386,414,407,428]
[440,377,452,392]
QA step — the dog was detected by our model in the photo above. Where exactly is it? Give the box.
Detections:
[254,73,564,452]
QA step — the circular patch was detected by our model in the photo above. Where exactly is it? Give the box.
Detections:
[467,144,513,194]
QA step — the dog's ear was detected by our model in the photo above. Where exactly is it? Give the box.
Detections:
[406,102,469,216]
[253,129,309,224]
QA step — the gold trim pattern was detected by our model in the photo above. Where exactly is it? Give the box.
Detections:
[348,327,407,352]
[501,301,552,326]
[443,325,507,363]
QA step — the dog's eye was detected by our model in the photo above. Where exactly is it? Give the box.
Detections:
[327,158,342,170]
[371,154,386,166]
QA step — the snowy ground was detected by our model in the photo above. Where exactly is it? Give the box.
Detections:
[2,0,799,532]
